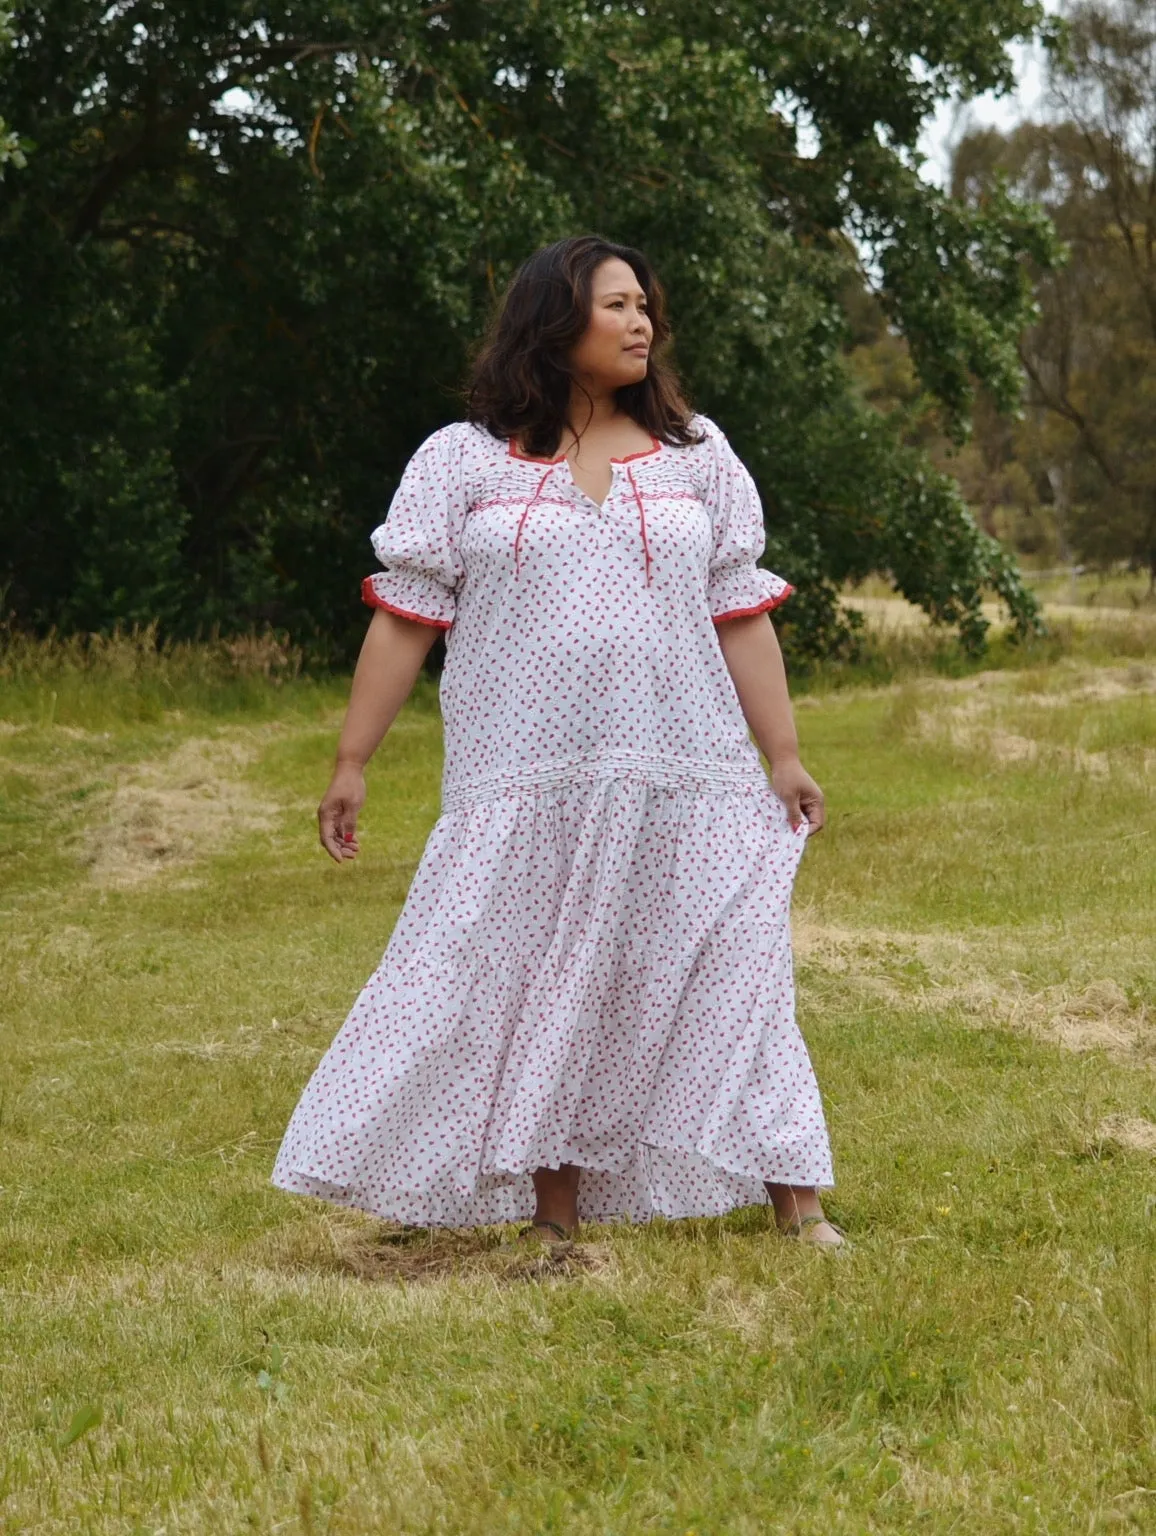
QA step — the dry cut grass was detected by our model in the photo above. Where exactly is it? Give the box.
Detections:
[76,730,289,887]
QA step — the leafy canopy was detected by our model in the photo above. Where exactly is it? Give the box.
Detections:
[0,1,1058,659]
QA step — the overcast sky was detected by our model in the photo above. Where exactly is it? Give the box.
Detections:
[915,10,1057,188]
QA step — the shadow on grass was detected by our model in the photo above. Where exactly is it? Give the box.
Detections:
[253,1199,846,1286]
[256,1210,614,1285]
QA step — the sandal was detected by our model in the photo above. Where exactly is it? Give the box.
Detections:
[517,1219,575,1243]
[779,1214,850,1249]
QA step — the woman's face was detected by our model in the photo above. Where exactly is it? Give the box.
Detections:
[569,257,653,391]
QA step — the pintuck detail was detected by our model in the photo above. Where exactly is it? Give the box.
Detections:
[272,412,833,1229]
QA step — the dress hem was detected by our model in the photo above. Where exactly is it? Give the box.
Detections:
[271,1134,836,1229]
[269,1174,837,1230]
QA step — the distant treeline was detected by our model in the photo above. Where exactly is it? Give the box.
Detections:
[847,2,1156,596]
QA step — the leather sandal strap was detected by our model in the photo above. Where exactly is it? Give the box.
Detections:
[519,1219,573,1240]
[783,1214,845,1239]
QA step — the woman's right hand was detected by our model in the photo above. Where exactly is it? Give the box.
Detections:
[318,763,367,863]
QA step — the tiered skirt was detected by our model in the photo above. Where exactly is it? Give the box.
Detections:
[272,773,833,1226]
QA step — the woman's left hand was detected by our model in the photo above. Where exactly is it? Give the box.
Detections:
[771,757,825,834]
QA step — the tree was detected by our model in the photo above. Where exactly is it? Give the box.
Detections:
[0,1,1056,660]
[843,271,1063,567]
[0,6,25,174]
[952,0,1156,586]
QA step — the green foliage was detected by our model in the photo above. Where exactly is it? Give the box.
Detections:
[0,4,27,173]
[57,1404,102,1451]
[0,1,1056,658]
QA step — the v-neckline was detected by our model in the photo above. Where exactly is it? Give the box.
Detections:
[508,435,662,511]
[569,460,614,512]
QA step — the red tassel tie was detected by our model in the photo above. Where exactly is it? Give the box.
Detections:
[515,460,652,586]
[626,465,653,587]
[514,465,557,578]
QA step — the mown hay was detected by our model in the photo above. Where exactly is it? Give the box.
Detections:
[77,731,283,887]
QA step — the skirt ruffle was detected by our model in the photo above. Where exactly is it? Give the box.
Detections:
[271,777,833,1227]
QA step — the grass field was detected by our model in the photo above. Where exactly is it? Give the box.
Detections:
[2,619,1155,1533]
[845,569,1156,618]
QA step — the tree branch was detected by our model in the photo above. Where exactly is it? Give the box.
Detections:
[70,78,235,241]
[69,38,395,242]
[1017,341,1120,487]
[91,217,206,246]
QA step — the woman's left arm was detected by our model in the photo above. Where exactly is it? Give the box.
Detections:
[716,613,825,833]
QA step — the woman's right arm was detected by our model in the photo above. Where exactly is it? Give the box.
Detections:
[318,608,444,863]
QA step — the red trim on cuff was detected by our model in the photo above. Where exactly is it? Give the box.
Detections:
[711,584,795,623]
[361,576,453,629]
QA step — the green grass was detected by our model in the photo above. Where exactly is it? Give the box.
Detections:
[2,632,1155,1533]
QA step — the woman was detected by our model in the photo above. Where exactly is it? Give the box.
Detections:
[271,234,844,1247]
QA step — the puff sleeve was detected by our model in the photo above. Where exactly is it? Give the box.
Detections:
[698,416,794,623]
[361,424,469,629]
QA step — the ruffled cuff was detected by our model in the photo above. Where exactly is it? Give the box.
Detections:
[709,567,794,623]
[361,571,455,629]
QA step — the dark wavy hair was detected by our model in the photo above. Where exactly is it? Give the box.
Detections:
[465,234,704,457]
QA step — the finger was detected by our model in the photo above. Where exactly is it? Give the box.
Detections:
[783,793,803,831]
[335,808,361,860]
[318,803,346,863]
[804,794,826,833]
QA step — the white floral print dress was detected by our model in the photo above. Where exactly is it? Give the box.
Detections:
[271,413,835,1226]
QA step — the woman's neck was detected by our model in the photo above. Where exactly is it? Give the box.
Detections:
[567,384,620,437]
